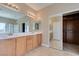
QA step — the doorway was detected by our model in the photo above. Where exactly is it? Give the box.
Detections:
[63,11,79,54]
[49,15,63,50]
[22,23,25,32]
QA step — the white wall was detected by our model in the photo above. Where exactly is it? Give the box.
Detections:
[40,16,50,47]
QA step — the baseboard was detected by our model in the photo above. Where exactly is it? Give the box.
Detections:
[42,43,50,48]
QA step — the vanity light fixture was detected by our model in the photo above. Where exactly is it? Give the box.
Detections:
[26,11,36,19]
[3,3,19,10]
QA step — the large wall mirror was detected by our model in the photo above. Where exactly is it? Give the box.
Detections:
[0,4,41,34]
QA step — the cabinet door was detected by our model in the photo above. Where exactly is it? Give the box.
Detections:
[26,36,33,52]
[37,34,42,46]
[32,35,38,49]
[0,39,15,56]
[16,36,26,56]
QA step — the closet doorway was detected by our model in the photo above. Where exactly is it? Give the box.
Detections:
[63,11,79,54]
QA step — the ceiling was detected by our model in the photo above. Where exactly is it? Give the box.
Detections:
[26,3,52,11]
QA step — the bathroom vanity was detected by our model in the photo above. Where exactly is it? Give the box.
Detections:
[0,32,42,56]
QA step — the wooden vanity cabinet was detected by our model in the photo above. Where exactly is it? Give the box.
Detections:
[0,33,42,56]
[32,35,38,49]
[0,39,16,56]
[16,36,26,56]
[37,34,42,46]
[26,34,42,51]
[12,34,42,56]
[26,36,33,52]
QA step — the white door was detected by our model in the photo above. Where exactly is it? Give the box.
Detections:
[50,15,63,50]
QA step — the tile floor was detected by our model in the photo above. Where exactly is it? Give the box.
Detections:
[64,43,79,55]
[25,46,77,56]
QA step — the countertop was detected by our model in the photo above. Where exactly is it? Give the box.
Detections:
[0,32,42,40]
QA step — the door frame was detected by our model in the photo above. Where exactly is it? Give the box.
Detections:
[48,14,63,50]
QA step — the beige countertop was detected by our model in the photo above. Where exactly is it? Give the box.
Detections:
[0,32,42,40]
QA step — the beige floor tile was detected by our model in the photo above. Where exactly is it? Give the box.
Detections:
[25,46,77,56]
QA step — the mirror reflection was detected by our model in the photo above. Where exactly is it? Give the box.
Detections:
[0,4,41,34]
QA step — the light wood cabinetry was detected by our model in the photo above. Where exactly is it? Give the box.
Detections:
[26,36,33,52]
[27,34,42,51]
[0,33,42,56]
[32,35,38,49]
[16,36,26,56]
[37,34,42,46]
[0,39,15,56]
